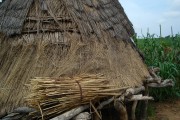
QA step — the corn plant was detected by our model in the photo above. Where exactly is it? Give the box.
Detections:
[137,34,180,100]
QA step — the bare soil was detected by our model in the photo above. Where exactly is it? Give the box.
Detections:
[148,99,180,120]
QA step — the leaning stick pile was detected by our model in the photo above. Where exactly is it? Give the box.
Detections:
[26,74,128,119]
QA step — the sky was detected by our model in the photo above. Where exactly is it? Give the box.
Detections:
[120,0,180,37]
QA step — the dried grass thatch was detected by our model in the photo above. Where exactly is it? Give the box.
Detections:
[0,0,33,36]
[26,74,129,119]
[0,0,150,117]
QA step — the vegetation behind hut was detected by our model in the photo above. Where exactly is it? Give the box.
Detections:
[137,34,180,100]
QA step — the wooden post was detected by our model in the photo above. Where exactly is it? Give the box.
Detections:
[139,84,149,120]
[131,101,138,120]
[114,100,128,120]
[147,28,150,38]
[159,24,162,38]
[171,26,174,38]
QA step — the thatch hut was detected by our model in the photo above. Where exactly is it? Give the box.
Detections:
[0,0,151,119]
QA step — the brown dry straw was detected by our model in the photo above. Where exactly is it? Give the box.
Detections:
[0,0,150,116]
[26,74,129,119]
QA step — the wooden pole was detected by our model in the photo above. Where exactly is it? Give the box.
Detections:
[159,24,162,38]
[147,28,150,38]
[114,100,128,120]
[171,26,174,37]
[131,101,138,120]
[139,84,149,120]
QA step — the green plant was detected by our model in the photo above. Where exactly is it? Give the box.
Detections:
[137,34,180,100]
[147,103,156,118]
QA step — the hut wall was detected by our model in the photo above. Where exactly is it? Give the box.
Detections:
[0,30,149,113]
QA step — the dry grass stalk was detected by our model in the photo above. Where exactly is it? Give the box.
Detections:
[26,74,128,119]
[0,0,150,116]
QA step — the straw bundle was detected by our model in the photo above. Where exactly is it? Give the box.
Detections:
[26,74,128,119]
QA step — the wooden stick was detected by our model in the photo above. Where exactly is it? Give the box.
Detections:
[125,86,145,97]
[50,97,116,120]
[97,97,114,110]
[147,67,162,84]
[50,105,89,120]
[139,84,149,120]
[145,76,161,84]
[90,102,102,120]
[148,67,160,73]
[148,79,174,88]
[38,103,44,120]
[127,95,154,101]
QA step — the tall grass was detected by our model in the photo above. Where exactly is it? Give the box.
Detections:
[136,34,180,100]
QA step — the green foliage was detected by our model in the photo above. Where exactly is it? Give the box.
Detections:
[137,34,180,100]
[147,103,156,118]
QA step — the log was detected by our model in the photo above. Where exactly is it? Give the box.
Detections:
[1,107,35,120]
[1,113,24,120]
[114,100,128,120]
[148,67,160,73]
[148,79,174,88]
[13,107,35,114]
[50,105,89,120]
[127,95,154,101]
[125,86,145,97]
[72,112,91,120]
[148,67,160,78]
[145,76,161,84]
[146,67,162,84]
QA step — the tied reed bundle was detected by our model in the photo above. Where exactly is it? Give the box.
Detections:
[26,74,128,119]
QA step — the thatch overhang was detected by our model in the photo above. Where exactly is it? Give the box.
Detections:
[0,0,150,119]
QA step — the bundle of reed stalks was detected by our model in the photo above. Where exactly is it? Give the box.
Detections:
[26,74,128,119]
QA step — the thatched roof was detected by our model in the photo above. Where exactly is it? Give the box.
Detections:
[0,0,33,36]
[0,0,149,119]
[0,0,134,38]
[64,0,135,37]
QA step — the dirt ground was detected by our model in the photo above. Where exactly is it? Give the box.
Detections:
[148,99,180,120]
